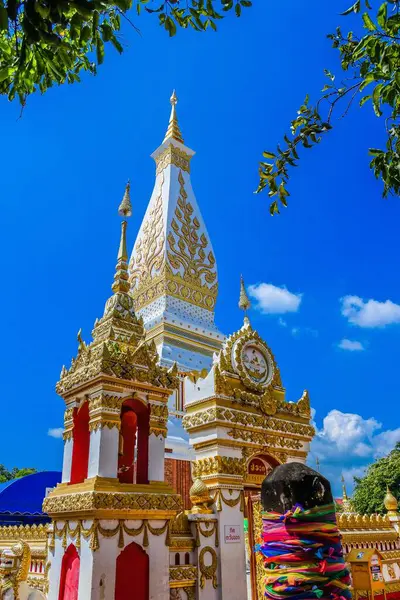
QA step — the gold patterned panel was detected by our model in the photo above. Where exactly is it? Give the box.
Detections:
[156,146,191,175]
[43,491,182,516]
[169,566,197,582]
[130,169,218,313]
[192,456,245,478]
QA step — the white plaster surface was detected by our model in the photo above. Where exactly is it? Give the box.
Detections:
[148,433,166,481]
[61,438,73,484]
[88,427,119,479]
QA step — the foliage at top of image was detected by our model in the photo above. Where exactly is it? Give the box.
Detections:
[352,442,400,515]
[257,0,400,213]
[0,0,251,104]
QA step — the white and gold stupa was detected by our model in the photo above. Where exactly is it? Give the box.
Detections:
[129,91,224,386]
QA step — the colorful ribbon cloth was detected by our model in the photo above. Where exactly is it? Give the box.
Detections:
[256,503,351,600]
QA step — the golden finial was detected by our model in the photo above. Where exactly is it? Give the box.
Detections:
[163,90,184,144]
[118,181,132,218]
[384,486,398,515]
[341,474,348,499]
[341,474,353,513]
[239,275,251,321]
[112,184,131,294]
[189,478,213,514]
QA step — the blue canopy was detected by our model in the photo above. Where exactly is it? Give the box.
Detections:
[0,471,61,521]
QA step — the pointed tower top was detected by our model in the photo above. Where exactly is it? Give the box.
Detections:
[163,90,184,145]
[112,183,132,295]
[341,474,348,500]
[341,474,353,513]
[118,180,132,218]
[239,275,251,321]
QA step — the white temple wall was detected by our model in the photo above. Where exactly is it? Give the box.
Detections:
[214,503,247,600]
[61,439,73,483]
[144,520,170,600]
[148,434,165,481]
[78,520,118,600]
[47,532,63,600]
[88,427,119,479]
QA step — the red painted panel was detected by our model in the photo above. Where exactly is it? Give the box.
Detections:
[118,399,149,485]
[70,402,90,484]
[118,409,138,484]
[58,545,80,600]
[115,542,149,600]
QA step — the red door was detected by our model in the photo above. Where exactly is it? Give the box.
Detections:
[115,542,149,600]
[58,545,80,600]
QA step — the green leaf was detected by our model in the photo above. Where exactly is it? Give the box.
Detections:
[377,2,387,28]
[362,12,376,31]
[372,83,383,117]
[262,151,276,159]
[0,6,8,31]
[96,36,105,64]
[340,0,361,15]
[0,67,12,82]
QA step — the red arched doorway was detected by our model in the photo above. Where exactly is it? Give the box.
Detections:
[115,542,149,600]
[58,544,80,600]
[118,398,149,485]
[70,402,90,484]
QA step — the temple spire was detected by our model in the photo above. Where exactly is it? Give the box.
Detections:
[112,183,132,294]
[118,180,132,218]
[239,275,251,322]
[163,90,184,144]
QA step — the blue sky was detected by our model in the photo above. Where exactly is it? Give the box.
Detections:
[0,1,399,497]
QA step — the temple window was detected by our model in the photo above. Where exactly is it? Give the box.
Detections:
[185,553,190,565]
[175,553,180,566]
[118,398,149,484]
[70,402,90,484]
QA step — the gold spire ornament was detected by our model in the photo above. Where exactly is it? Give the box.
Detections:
[112,183,132,295]
[384,486,399,516]
[239,275,251,316]
[163,90,184,144]
[118,181,132,218]
[341,474,353,513]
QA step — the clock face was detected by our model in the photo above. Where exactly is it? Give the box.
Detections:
[241,343,270,386]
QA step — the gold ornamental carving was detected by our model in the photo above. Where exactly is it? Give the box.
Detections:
[217,324,282,392]
[192,456,245,479]
[89,418,121,433]
[51,519,171,552]
[43,491,182,515]
[199,546,218,589]
[194,521,219,548]
[130,169,218,314]
[149,426,167,438]
[227,427,303,450]
[212,489,244,512]
[167,171,216,291]
[156,145,191,175]
[183,407,314,438]
[0,524,48,541]
[169,566,197,582]
[89,394,124,412]
[130,182,165,296]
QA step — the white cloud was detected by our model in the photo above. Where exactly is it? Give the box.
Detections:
[278,318,288,327]
[310,409,400,495]
[341,295,400,328]
[48,427,64,439]
[338,338,365,352]
[248,283,302,314]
